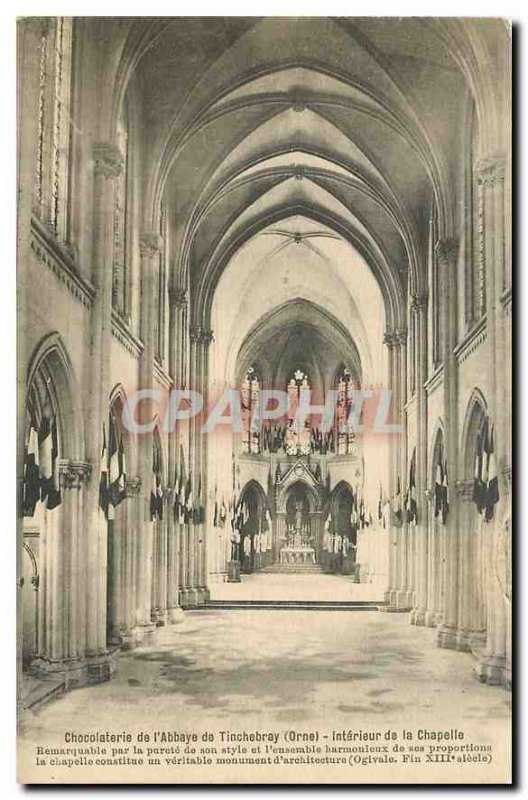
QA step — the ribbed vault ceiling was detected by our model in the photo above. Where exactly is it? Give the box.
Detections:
[114,17,504,353]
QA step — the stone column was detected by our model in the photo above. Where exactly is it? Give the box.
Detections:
[122,477,141,648]
[32,461,108,685]
[151,490,168,626]
[394,329,411,610]
[424,489,438,626]
[189,325,214,606]
[453,479,487,652]
[382,332,399,607]
[474,158,509,684]
[167,287,187,622]
[107,478,142,648]
[134,232,162,640]
[435,237,460,649]
[83,143,122,665]
[410,294,429,625]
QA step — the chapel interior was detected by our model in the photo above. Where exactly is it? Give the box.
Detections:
[17,17,511,706]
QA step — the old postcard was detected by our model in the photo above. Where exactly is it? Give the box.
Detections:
[16,16,512,784]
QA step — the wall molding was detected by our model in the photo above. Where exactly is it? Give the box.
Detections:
[30,216,94,310]
[424,364,444,397]
[154,358,173,390]
[454,316,487,365]
[111,309,143,360]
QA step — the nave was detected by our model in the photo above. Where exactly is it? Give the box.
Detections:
[17,16,511,721]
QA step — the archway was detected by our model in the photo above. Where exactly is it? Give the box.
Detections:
[426,424,447,627]
[238,480,271,573]
[106,389,133,647]
[457,392,489,652]
[325,482,356,576]
[21,334,82,670]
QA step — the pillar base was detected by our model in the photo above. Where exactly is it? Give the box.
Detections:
[167,605,185,623]
[475,652,507,685]
[410,607,427,626]
[454,628,475,652]
[227,560,241,582]
[436,623,459,649]
[395,589,413,608]
[196,586,209,606]
[109,627,137,651]
[424,610,439,628]
[30,652,114,689]
[386,589,398,606]
[152,608,168,627]
[180,587,199,608]
[132,622,157,646]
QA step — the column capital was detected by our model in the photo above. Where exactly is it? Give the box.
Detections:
[411,292,428,312]
[93,143,123,179]
[475,157,506,188]
[384,327,407,347]
[395,327,407,346]
[435,237,458,264]
[59,460,93,489]
[125,476,142,497]
[190,326,214,346]
[169,286,188,308]
[139,233,163,258]
[383,331,398,349]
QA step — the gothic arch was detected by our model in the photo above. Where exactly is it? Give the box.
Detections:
[234,299,364,390]
[109,384,137,470]
[196,203,405,333]
[26,332,83,460]
[330,480,355,507]
[239,479,270,513]
[429,420,446,488]
[152,421,166,485]
[460,388,489,480]
[276,478,321,515]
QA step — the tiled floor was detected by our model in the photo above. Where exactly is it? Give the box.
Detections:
[19,609,511,783]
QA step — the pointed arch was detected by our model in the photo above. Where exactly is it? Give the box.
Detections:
[460,388,489,480]
[26,332,83,460]
[109,384,136,471]
[429,419,446,488]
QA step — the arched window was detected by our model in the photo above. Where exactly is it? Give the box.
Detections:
[33,18,73,240]
[334,367,356,455]
[241,366,261,453]
[286,369,311,455]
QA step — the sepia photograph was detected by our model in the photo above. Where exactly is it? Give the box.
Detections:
[15,14,512,784]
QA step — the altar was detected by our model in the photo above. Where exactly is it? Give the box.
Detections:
[278,494,318,566]
[280,546,316,565]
